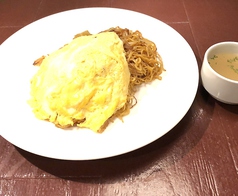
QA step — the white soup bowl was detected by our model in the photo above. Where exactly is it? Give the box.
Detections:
[201,42,238,104]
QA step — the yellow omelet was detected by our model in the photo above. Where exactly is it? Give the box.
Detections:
[28,32,130,132]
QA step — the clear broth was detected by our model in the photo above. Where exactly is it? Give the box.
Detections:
[209,53,238,81]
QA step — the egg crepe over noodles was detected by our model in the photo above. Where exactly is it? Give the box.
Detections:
[28,32,130,132]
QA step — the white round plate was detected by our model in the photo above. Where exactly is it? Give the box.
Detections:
[0,8,198,160]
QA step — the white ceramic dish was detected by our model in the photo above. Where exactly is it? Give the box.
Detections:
[201,42,238,104]
[0,8,198,160]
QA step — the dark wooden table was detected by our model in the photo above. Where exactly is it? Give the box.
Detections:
[1,0,238,195]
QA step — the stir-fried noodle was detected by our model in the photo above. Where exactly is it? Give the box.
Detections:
[104,27,164,121]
